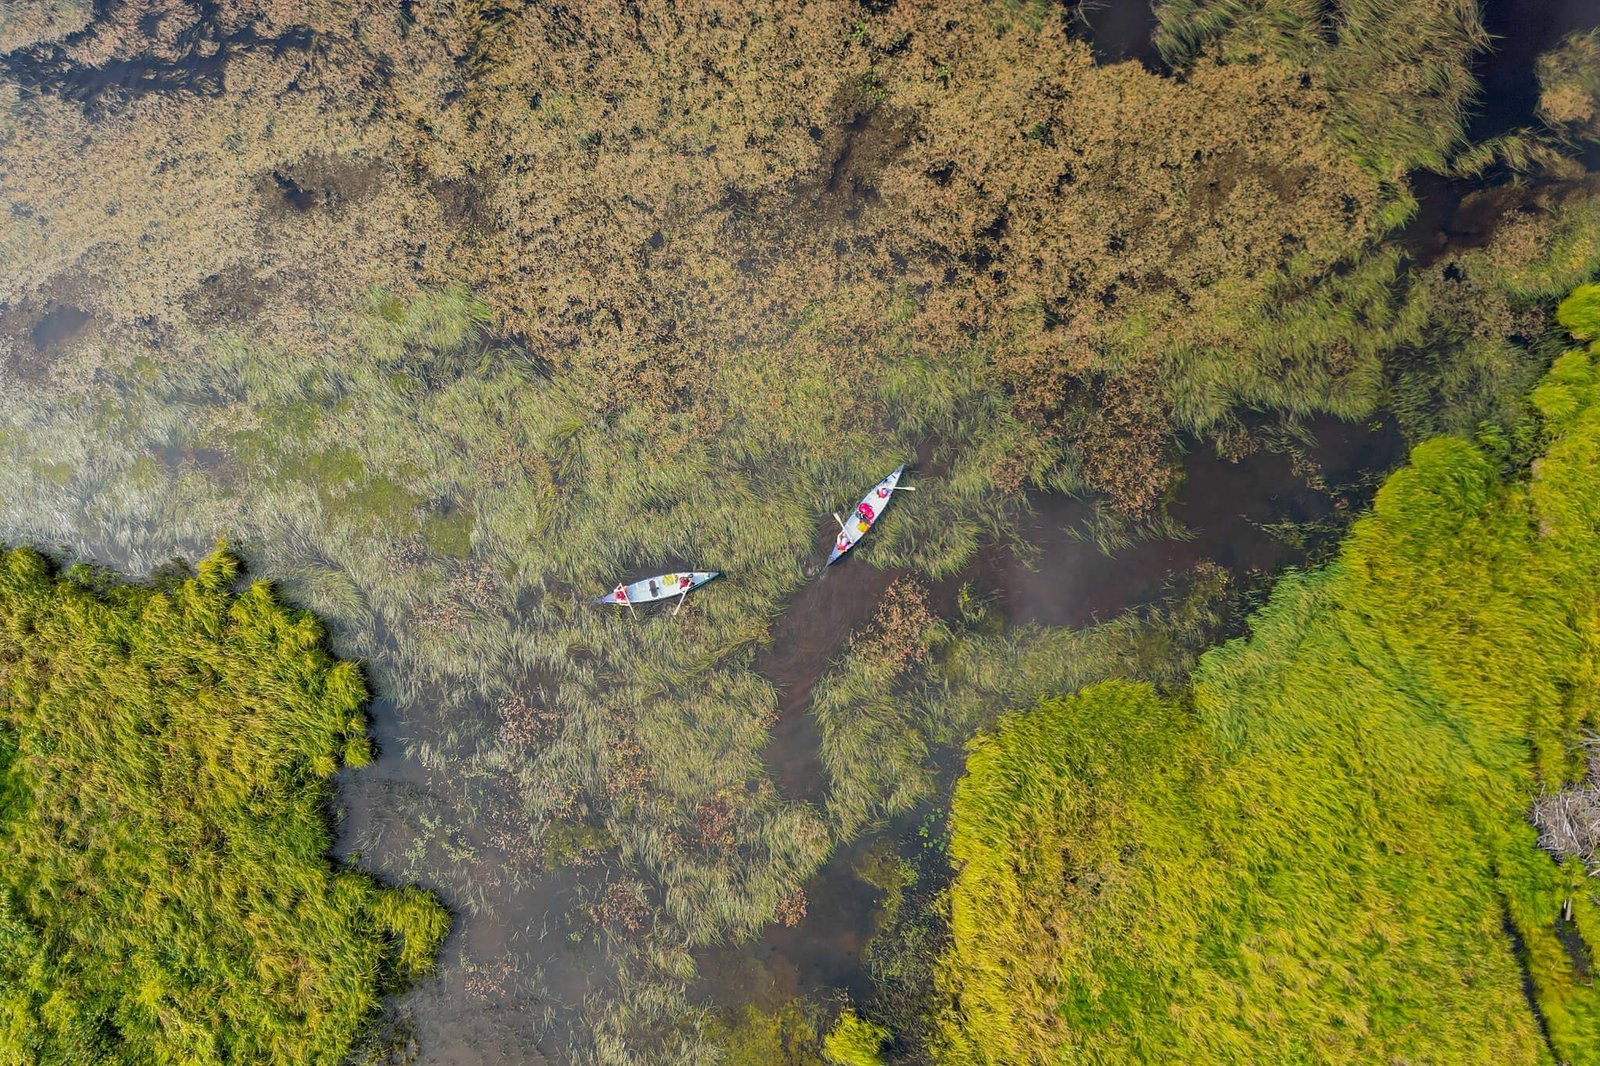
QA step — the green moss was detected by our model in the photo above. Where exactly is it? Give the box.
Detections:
[541,819,614,869]
[338,475,425,532]
[290,444,367,487]
[855,841,916,937]
[823,1010,889,1066]
[711,1001,824,1066]
[419,507,475,558]
[1557,283,1600,341]
[24,458,74,487]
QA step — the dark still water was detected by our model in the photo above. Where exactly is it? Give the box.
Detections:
[987,415,1405,629]
[1473,0,1600,143]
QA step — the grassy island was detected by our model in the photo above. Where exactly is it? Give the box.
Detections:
[0,548,447,1064]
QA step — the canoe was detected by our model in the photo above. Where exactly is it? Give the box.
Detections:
[828,465,905,565]
[592,571,719,606]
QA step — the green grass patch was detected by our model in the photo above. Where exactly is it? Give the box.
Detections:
[930,304,1600,1063]
[0,546,448,1064]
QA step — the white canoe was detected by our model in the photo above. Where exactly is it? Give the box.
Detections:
[593,571,719,606]
[828,465,905,565]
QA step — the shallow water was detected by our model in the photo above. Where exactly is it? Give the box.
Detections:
[718,413,1406,1015]
[0,2,1589,1061]
[27,304,91,352]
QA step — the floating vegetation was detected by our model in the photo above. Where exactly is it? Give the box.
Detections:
[0,0,1597,1060]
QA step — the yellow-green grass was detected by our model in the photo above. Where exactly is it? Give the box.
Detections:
[930,292,1600,1063]
[0,547,447,1065]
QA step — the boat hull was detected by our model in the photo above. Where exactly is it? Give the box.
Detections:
[827,465,904,565]
[592,571,719,606]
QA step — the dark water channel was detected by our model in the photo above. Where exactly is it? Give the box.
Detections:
[1070,0,1162,68]
[1473,0,1600,145]
[1400,0,1600,261]
[0,0,316,114]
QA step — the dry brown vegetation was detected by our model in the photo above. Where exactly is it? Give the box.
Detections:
[0,0,1442,511]
[1541,28,1600,142]
[0,0,91,52]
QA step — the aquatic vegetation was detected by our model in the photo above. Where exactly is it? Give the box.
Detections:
[0,0,1539,516]
[1154,0,1487,174]
[0,546,447,1064]
[924,300,1600,1063]
[1366,177,1600,442]
[0,0,1596,1059]
[709,1001,825,1066]
[1540,28,1600,142]
[0,275,1020,1058]
[0,0,90,52]
[823,1010,889,1066]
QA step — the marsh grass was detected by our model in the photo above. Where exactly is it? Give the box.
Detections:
[0,546,447,1063]
[922,301,1600,1063]
[1154,0,1487,175]
[0,0,90,51]
[0,1,1592,1058]
[0,269,1237,1061]
[0,284,1021,975]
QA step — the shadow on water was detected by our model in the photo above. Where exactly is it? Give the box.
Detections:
[756,522,902,802]
[695,821,918,1014]
[0,0,316,114]
[987,414,1405,629]
[1398,173,1541,267]
[3,303,94,386]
